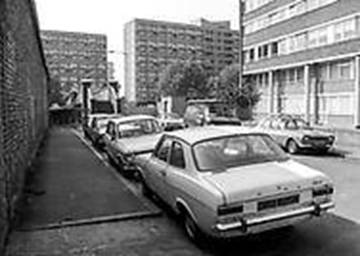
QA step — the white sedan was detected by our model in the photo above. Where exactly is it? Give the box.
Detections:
[103,114,163,177]
[135,126,335,242]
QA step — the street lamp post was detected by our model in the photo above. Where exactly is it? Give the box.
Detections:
[239,0,245,89]
[108,50,126,114]
[81,79,93,124]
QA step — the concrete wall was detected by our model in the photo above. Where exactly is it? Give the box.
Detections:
[0,0,49,251]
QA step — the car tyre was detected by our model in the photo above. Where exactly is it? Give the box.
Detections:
[141,179,153,198]
[286,139,299,154]
[183,212,203,243]
[317,147,329,155]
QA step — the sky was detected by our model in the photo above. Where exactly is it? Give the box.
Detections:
[35,0,240,84]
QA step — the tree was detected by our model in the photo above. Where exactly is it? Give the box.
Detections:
[158,60,210,99]
[218,64,261,120]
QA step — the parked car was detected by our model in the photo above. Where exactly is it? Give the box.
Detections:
[159,112,185,131]
[255,114,335,154]
[135,125,335,242]
[103,114,163,177]
[183,99,241,127]
[83,113,122,150]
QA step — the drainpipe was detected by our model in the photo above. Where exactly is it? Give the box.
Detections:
[304,65,311,123]
[355,56,360,129]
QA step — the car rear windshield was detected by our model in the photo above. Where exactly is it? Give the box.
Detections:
[193,134,289,172]
[117,119,161,138]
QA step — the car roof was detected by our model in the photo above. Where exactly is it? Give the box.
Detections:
[109,114,157,124]
[89,113,121,118]
[187,98,226,105]
[258,113,303,124]
[166,125,261,145]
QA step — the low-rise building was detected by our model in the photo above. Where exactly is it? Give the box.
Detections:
[243,0,360,129]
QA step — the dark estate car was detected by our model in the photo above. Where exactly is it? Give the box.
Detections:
[255,114,335,154]
[183,99,241,127]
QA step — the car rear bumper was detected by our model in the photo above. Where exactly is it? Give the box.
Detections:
[214,201,334,234]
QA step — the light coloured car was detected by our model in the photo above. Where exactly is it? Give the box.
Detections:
[103,114,163,177]
[255,114,335,154]
[83,113,123,150]
[183,99,241,127]
[159,112,185,131]
[135,125,335,242]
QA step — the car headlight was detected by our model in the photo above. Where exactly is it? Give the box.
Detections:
[217,203,244,216]
[125,153,135,163]
[312,184,334,197]
[302,135,311,143]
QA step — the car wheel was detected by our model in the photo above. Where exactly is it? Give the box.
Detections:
[115,156,126,173]
[317,147,329,155]
[183,212,203,243]
[141,179,153,198]
[286,139,299,154]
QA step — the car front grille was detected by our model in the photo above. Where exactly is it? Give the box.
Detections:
[257,194,300,212]
[309,137,329,143]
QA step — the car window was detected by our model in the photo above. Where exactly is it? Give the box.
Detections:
[98,119,110,130]
[285,120,297,130]
[270,119,281,129]
[117,119,161,138]
[106,122,112,134]
[261,119,271,128]
[106,123,116,139]
[154,138,172,162]
[91,118,98,129]
[169,141,186,169]
[193,134,288,172]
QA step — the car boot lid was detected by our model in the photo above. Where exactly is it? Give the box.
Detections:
[202,159,330,204]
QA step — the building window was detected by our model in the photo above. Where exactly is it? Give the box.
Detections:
[293,32,307,52]
[329,60,354,80]
[278,39,288,55]
[338,61,353,79]
[319,64,329,80]
[296,67,304,82]
[271,42,278,56]
[308,26,329,48]
[249,48,255,61]
[334,18,356,42]
[245,0,336,34]
[288,69,296,83]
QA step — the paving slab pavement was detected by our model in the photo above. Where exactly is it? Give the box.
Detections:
[13,127,160,231]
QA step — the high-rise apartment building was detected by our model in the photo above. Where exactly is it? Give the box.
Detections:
[41,30,108,105]
[124,18,239,104]
[243,0,360,129]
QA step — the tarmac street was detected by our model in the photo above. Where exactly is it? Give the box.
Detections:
[6,127,360,256]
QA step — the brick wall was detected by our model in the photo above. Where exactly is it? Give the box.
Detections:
[0,0,49,251]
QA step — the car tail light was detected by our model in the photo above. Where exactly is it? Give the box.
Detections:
[312,184,334,197]
[218,204,243,216]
